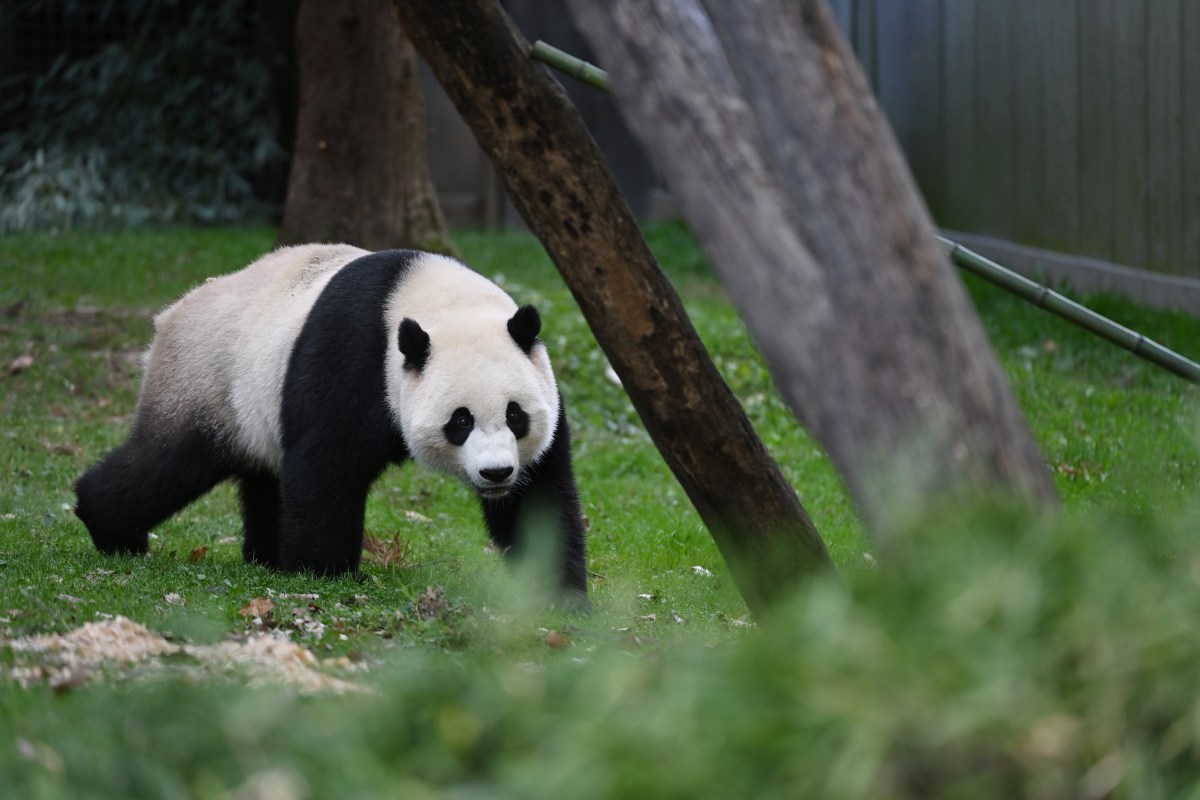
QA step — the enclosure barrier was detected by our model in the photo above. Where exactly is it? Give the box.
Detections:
[530,40,1200,387]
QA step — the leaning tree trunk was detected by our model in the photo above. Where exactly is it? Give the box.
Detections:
[567,0,1059,534]
[278,0,455,254]
[394,0,832,613]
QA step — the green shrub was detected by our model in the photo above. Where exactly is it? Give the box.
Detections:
[4,502,1200,798]
[0,0,284,232]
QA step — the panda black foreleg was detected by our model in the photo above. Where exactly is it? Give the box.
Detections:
[276,440,380,577]
[75,424,231,555]
[481,401,589,610]
[237,471,283,568]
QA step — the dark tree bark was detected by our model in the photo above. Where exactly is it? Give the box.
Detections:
[567,0,1059,533]
[278,0,454,254]
[394,0,832,612]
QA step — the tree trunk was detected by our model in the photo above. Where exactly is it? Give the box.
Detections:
[278,0,455,255]
[567,0,1059,534]
[394,0,832,612]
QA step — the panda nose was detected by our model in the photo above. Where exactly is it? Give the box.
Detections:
[479,466,514,483]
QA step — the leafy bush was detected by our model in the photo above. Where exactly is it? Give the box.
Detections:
[0,0,285,232]
[4,502,1200,798]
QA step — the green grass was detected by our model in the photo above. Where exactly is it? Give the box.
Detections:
[2,224,1199,797]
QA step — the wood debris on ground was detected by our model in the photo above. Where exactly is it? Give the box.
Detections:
[4,616,366,694]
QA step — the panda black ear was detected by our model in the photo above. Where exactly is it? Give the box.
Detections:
[507,304,541,355]
[398,318,431,372]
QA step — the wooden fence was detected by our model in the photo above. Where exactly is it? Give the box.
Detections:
[833,0,1200,284]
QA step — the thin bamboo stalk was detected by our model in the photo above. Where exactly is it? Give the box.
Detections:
[531,39,1200,387]
[940,237,1200,385]
[529,41,611,92]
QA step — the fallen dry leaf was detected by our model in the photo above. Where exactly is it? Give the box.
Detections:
[8,353,34,374]
[544,630,571,649]
[240,596,276,619]
[164,593,186,606]
[188,546,209,563]
[362,530,413,568]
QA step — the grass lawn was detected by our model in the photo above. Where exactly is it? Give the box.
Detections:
[1,224,1199,797]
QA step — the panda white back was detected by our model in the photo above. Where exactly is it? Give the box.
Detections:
[142,243,369,469]
[227,244,372,468]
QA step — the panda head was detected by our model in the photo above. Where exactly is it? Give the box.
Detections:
[393,303,559,499]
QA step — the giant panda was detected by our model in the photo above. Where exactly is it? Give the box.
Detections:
[74,245,589,607]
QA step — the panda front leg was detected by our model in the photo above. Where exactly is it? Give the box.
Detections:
[276,439,378,577]
[481,402,589,610]
[75,423,231,555]
[237,471,283,568]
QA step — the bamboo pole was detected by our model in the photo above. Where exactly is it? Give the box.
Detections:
[940,238,1200,385]
[531,40,1200,387]
[529,41,611,92]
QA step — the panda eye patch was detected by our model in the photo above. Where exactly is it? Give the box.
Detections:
[443,407,474,446]
[506,402,530,440]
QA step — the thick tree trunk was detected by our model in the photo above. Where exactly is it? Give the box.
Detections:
[394,0,832,612]
[567,0,1059,533]
[278,0,454,254]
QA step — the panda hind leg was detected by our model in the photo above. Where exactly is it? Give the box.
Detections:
[75,425,231,555]
[237,471,283,568]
